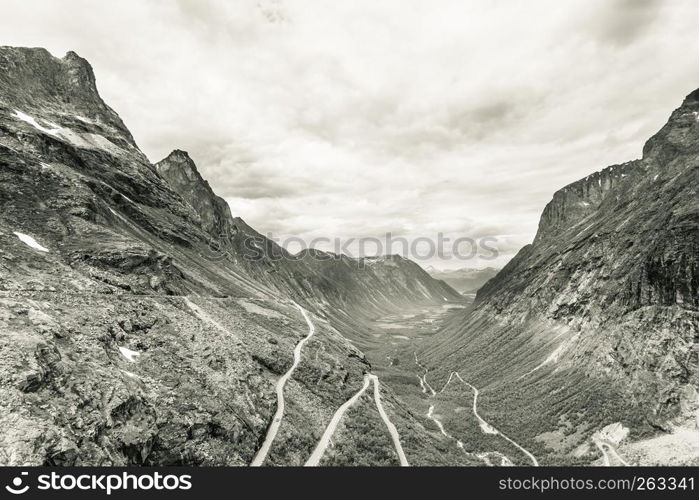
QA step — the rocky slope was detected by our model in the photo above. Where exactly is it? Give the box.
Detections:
[421,88,698,464]
[0,46,459,466]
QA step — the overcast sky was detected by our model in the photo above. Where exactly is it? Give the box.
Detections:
[3,0,699,269]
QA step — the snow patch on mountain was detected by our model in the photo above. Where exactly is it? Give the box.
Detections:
[13,110,60,136]
[13,232,49,252]
[118,346,141,363]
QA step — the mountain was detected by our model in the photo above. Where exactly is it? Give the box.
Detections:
[421,88,698,464]
[154,149,239,239]
[0,46,463,466]
[425,266,500,294]
[154,149,461,314]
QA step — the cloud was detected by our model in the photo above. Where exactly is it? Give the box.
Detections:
[2,0,699,270]
[584,0,663,47]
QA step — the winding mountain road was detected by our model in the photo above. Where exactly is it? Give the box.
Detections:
[305,375,372,466]
[415,352,436,396]
[305,373,409,466]
[369,374,410,466]
[449,372,539,466]
[595,440,630,466]
[251,302,316,467]
[427,405,449,437]
[595,441,611,466]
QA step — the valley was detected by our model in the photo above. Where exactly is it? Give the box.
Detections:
[328,300,545,466]
[0,45,696,467]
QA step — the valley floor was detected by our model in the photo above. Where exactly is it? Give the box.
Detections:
[336,301,688,467]
[335,301,548,466]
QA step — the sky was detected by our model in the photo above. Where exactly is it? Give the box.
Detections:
[2,0,699,269]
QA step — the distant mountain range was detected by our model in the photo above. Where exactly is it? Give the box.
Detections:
[424,266,500,294]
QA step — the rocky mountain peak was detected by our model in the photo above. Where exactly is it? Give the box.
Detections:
[1,47,98,110]
[0,46,137,149]
[156,149,202,182]
[641,86,699,162]
[155,150,235,237]
[166,148,193,159]
[682,87,699,105]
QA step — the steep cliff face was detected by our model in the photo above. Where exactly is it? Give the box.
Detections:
[0,46,456,466]
[478,90,698,318]
[422,88,698,463]
[533,160,645,244]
